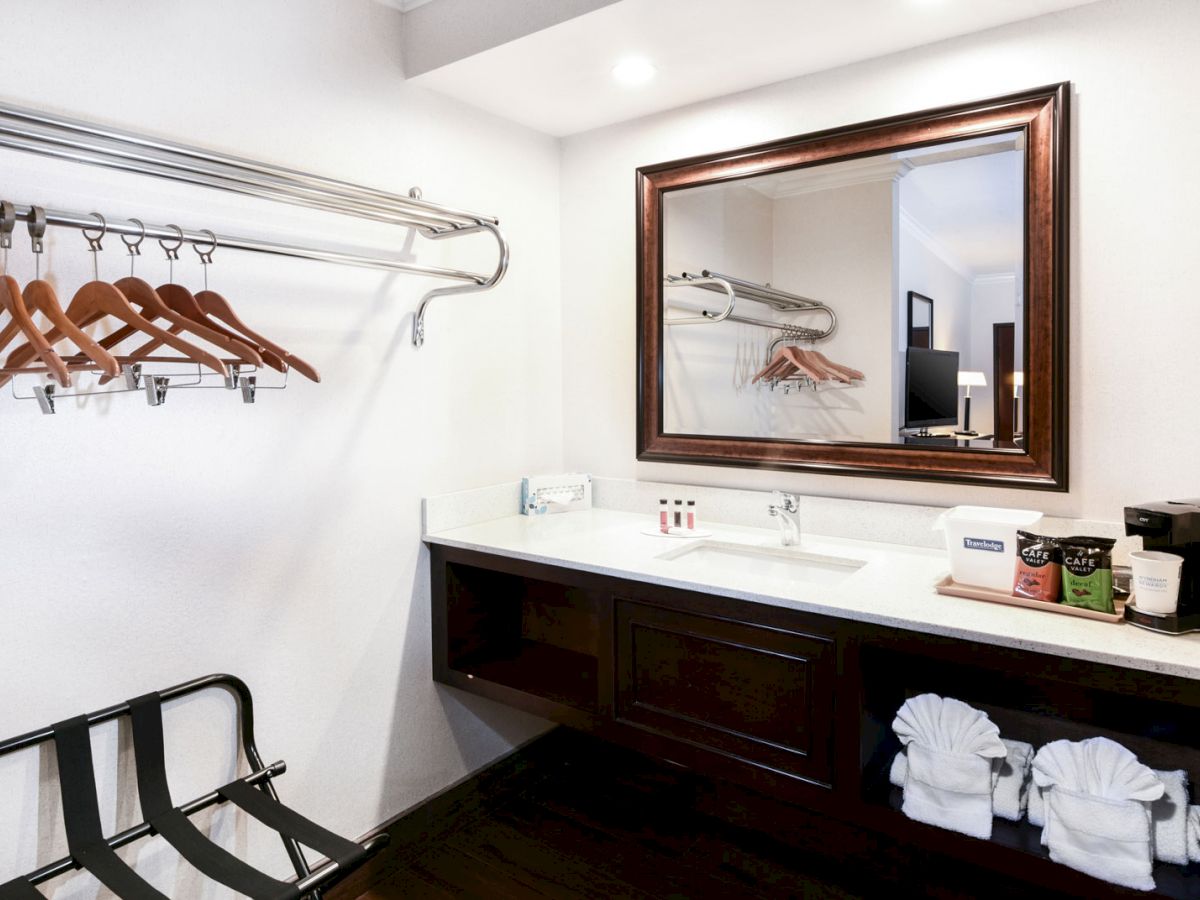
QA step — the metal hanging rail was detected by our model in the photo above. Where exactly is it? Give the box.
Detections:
[664,271,837,340]
[0,99,509,346]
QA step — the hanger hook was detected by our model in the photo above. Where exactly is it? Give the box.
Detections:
[82,211,106,254]
[121,218,146,256]
[121,217,146,276]
[158,224,183,262]
[28,206,47,279]
[193,229,217,266]
[193,229,216,290]
[160,223,183,283]
[0,201,14,251]
[0,201,13,276]
[28,205,47,254]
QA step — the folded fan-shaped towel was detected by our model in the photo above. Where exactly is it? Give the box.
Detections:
[1150,769,1189,866]
[889,738,1033,823]
[1045,786,1156,891]
[893,694,1007,757]
[893,695,1006,840]
[1033,738,1163,891]
[1032,737,1164,802]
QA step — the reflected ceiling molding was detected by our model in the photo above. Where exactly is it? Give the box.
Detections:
[746,156,913,200]
[900,134,1022,167]
[898,206,972,281]
[972,272,1019,286]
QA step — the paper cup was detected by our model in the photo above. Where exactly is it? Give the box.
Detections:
[1130,550,1184,615]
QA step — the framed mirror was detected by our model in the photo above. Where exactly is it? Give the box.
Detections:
[637,83,1068,489]
[907,291,933,349]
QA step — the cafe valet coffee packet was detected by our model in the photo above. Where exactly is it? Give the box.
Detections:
[1060,536,1117,613]
[1012,531,1062,602]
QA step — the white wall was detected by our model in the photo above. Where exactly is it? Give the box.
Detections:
[560,0,1200,520]
[771,184,894,441]
[0,0,557,889]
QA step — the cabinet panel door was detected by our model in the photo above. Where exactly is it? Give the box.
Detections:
[615,599,836,787]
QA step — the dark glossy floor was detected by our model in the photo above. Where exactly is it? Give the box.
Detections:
[333,728,888,900]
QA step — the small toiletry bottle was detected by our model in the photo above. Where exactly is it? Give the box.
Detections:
[673,499,683,529]
[659,499,669,534]
[687,500,696,531]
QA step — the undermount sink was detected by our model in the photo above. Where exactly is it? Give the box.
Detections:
[656,540,866,587]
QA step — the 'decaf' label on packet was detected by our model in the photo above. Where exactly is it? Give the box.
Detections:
[1060,536,1117,613]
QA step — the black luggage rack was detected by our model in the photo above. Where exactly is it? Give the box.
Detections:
[0,673,388,899]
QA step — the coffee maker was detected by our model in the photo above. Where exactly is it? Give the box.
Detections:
[1124,499,1200,634]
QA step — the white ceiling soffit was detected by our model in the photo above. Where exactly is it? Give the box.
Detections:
[408,0,1100,137]
[401,0,622,77]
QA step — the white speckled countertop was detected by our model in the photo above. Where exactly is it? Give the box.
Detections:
[425,508,1200,681]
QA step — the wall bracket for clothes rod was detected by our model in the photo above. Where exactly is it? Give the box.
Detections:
[0,99,510,347]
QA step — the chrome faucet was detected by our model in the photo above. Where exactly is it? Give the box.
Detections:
[768,491,801,546]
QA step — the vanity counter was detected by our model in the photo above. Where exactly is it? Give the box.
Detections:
[425,508,1200,681]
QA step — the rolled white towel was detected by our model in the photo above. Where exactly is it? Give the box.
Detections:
[1188,805,1200,864]
[1028,783,1047,828]
[1045,786,1156,892]
[903,743,999,840]
[889,748,907,788]
[1150,769,1189,865]
[992,739,1034,822]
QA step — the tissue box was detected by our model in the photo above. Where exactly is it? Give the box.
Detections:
[521,474,592,515]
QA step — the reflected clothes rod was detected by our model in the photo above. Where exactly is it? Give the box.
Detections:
[0,99,509,346]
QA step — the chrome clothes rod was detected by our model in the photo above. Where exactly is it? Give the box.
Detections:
[664,271,837,340]
[0,99,509,346]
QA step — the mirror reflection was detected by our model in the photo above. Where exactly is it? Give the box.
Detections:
[662,130,1025,450]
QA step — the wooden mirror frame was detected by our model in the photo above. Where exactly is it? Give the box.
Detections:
[636,83,1069,490]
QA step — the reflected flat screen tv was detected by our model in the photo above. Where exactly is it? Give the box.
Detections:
[904,348,960,430]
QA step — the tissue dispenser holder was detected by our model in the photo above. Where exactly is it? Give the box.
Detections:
[521,474,592,516]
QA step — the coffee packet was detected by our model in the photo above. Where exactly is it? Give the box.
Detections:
[1013,531,1062,602]
[1060,536,1117,613]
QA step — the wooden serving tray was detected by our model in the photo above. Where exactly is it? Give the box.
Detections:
[935,575,1125,623]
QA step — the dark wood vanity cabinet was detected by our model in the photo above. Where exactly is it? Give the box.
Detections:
[614,599,836,788]
[430,544,1200,898]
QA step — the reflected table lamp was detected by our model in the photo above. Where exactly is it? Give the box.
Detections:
[955,370,987,436]
[1013,371,1024,438]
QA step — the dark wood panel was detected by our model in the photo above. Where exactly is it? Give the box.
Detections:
[615,599,835,786]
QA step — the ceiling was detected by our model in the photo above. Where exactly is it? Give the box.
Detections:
[407,0,1100,137]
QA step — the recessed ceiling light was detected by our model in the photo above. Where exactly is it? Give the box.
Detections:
[611,57,656,87]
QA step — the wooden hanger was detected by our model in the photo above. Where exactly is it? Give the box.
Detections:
[808,350,864,382]
[0,275,72,386]
[184,230,319,382]
[22,279,121,376]
[93,280,266,382]
[5,281,228,378]
[788,348,848,383]
[195,289,320,383]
